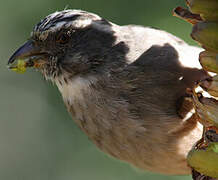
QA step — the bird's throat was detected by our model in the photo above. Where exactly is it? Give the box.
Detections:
[55,75,97,105]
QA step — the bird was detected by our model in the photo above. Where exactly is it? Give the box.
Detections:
[8,9,210,175]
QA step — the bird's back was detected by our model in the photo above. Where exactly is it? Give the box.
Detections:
[61,25,209,174]
[117,25,202,69]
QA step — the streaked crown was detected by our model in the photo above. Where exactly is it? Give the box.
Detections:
[33,9,102,33]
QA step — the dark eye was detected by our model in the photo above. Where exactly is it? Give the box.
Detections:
[57,33,69,44]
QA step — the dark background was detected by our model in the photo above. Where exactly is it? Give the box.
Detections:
[0,0,198,180]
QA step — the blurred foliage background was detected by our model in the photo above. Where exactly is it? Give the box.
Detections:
[0,0,198,180]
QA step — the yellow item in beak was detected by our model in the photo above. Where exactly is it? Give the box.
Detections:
[9,59,27,74]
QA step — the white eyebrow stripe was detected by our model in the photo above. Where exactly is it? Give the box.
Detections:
[49,19,94,32]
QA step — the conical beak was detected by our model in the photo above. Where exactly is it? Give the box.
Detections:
[8,40,44,65]
[8,40,48,73]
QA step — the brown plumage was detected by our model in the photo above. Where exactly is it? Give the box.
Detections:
[8,10,210,175]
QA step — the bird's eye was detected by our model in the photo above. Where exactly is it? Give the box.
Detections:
[56,33,69,44]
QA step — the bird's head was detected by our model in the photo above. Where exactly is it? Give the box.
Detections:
[8,10,128,81]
